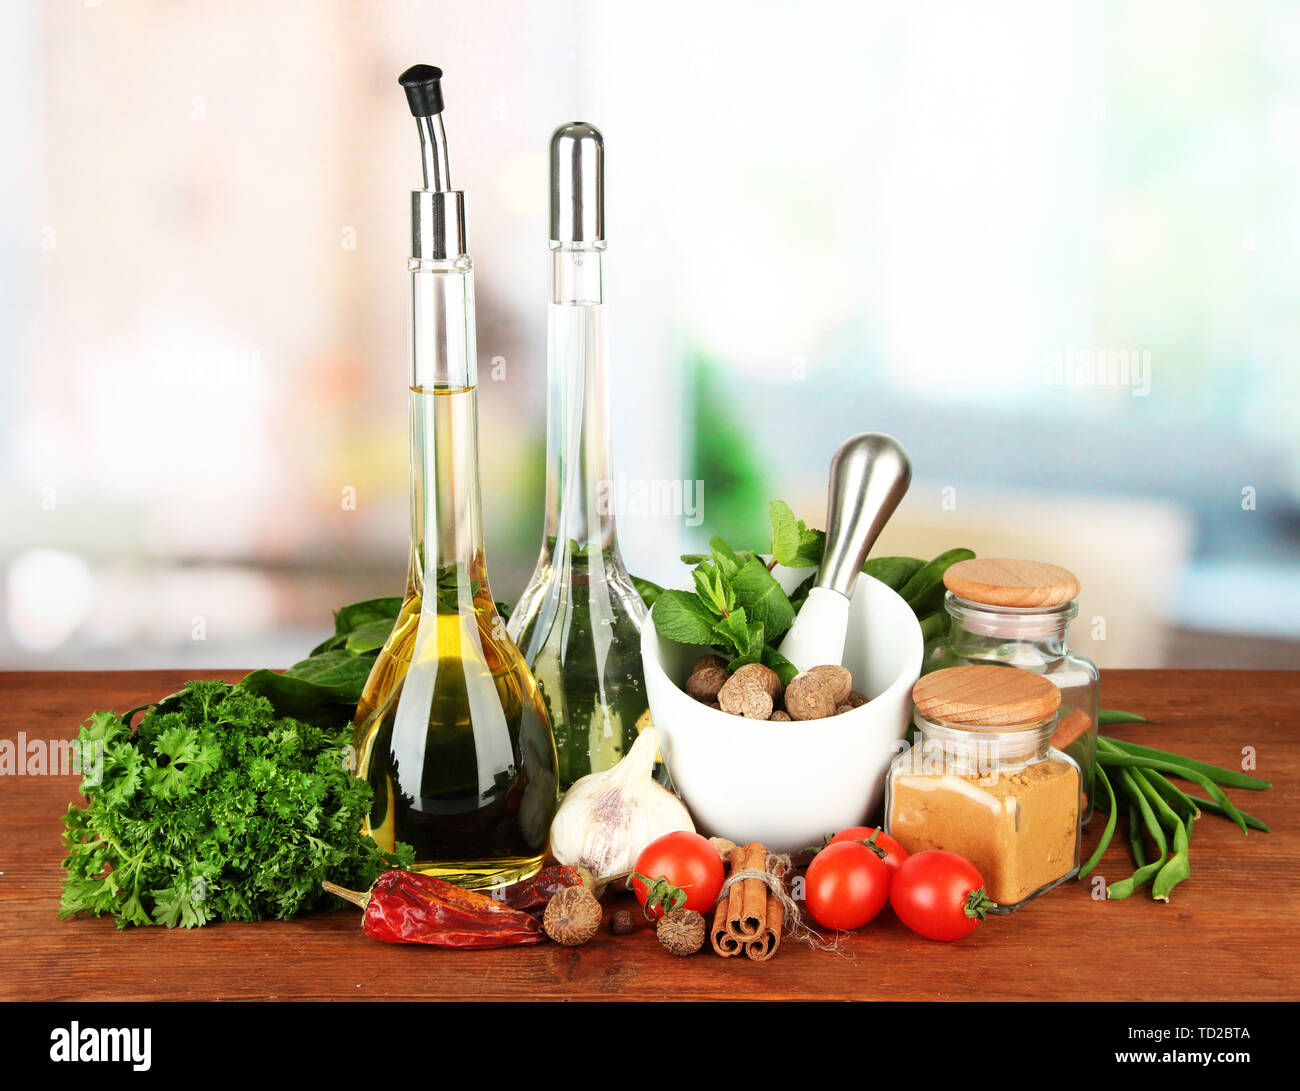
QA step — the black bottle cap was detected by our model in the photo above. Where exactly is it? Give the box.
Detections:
[399,64,444,117]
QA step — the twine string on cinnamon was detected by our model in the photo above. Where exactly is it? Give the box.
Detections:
[710,846,839,955]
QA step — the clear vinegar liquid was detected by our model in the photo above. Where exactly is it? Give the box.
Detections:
[353,386,558,890]
[517,543,649,788]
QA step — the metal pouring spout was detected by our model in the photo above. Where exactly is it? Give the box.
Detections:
[399,64,467,261]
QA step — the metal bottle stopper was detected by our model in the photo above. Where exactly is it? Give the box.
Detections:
[550,122,604,244]
[400,64,467,260]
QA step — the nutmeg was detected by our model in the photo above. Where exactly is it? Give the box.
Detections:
[685,654,729,702]
[718,663,780,720]
[769,710,793,722]
[656,908,706,956]
[808,664,852,706]
[784,669,839,721]
[543,885,602,946]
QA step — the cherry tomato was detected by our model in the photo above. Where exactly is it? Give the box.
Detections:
[803,841,890,931]
[827,826,910,879]
[889,850,997,942]
[630,831,725,919]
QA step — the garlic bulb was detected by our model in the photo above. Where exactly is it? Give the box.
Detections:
[548,727,694,879]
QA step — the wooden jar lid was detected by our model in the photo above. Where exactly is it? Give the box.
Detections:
[943,557,1080,609]
[912,665,1061,727]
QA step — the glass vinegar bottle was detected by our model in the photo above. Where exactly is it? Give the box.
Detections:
[508,123,650,790]
[353,66,558,889]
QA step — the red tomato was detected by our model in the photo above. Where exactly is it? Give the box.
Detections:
[803,841,890,931]
[827,826,910,879]
[890,850,996,941]
[630,832,725,919]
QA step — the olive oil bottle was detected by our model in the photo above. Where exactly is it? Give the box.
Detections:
[508,124,651,790]
[354,66,558,890]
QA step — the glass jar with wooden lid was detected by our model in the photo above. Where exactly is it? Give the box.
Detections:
[885,664,1082,912]
[922,557,1100,823]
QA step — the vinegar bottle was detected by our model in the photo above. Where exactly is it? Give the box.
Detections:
[508,124,651,790]
[353,66,559,890]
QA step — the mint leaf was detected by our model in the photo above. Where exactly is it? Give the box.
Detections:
[760,645,799,688]
[713,608,762,663]
[731,557,796,640]
[692,563,734,617]
[769,500,825,569]
[709,536,743,579]
[652,591,719,645]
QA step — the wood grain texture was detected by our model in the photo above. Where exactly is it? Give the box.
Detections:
[913,663,1061,725]
[1,669,1296,1002]
[944,557,1081,607]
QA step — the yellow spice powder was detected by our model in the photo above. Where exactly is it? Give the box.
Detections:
[888,751,1080,906]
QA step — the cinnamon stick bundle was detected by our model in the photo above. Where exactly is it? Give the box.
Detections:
[710,841,786,960]
[744,869,785,962]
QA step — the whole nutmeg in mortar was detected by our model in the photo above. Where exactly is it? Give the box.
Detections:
[543,886,602,946]
[718,662,781,719]
[808,664,852,705]
[784,669,839,721]
[685,654,729,702]
[656,908,706,956]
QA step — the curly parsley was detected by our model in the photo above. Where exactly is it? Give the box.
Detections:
[60,680,411,928]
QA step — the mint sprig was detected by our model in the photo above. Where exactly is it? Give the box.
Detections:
[649,498,974,687]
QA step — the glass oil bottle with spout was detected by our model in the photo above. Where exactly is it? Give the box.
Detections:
[353,66,559,890]
[508,123,651,791]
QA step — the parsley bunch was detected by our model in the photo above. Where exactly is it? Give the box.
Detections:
[60,680,411,928]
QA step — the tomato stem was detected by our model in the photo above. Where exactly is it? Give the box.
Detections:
[964,886,998,921]
[627,872,688,920]
[856,831,889,861]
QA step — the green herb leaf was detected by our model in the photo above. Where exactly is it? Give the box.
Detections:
[332,596,403,636]
[760,644,799,688]
[709,535,744,579]
[343,618,395,655]
[898,548,976,616]
[632,576,664,607]
[652,591,720,645]
[730,557,796,640]
[769,501,826,569]
[60,681,414,929]
[862,556,926,592]
[692,563,734,617]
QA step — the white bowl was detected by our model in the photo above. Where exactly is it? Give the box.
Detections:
[641,573,923,855]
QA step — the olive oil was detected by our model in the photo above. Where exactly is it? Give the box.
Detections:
[356,68,558,891]
[355,388,557,889]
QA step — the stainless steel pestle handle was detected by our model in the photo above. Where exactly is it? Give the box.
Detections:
[817,433,912,598]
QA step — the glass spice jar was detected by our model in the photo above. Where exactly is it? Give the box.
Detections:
[922,558,1100,824]
[885,665,1082,912]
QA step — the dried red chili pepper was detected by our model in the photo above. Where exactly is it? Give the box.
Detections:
[323,871,543,949]
[498,865,586,912]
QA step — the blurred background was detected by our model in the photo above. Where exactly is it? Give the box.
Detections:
[3,0,1298,672]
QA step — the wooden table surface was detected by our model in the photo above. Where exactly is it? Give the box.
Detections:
[2,669,1296,1003]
